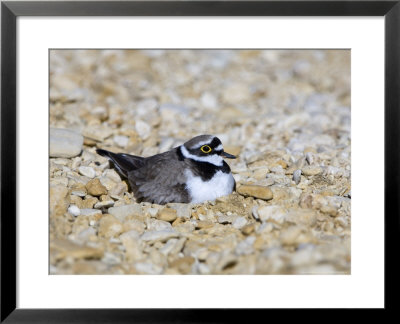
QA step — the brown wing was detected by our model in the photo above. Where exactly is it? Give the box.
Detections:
[127,150,190,204]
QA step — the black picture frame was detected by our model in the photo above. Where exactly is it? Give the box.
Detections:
[1,0,399,322]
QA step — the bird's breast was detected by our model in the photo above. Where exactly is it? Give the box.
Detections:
[184,169,235,204]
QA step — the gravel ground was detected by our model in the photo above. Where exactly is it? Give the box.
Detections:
[49,49,351,274]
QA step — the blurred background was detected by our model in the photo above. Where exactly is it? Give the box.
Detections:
[50,50,350,156]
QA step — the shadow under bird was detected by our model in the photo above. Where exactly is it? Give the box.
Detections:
[96,134,237,205]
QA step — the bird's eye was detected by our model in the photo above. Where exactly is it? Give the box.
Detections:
[200,145,212,153]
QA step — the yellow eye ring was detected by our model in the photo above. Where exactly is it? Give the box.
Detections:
[200,145,212,153]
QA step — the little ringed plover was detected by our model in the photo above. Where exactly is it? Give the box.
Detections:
[96,134,236,204]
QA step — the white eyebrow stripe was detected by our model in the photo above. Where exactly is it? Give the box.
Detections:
[180,145,223,166]
[192,140,214,149]
[214,144,223,151]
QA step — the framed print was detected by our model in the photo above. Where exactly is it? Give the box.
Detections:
[1,0,399,322]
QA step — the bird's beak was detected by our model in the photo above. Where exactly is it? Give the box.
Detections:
[221,151,237,159]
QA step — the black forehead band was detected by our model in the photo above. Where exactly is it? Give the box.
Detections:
[209,137,222,149]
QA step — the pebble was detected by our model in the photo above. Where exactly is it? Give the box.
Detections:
[78,166,96,178]
[217,214,238,224]
[157,208,178,222]
[79,208,102,217]
[252,168,269,180]
[251,206,260,220]
[146,207,159,218]
[200,92,218,109]
[108,204,144,222]
[305,152,314,165]
[169,256,195,273]
[166,203,192,219]
[302,166,323,176]
[50,184,70,218]
[222,83,251,104]
[140,229,180,242]
[94,199,114,209]
[241,223,256,235]
[82,125,113,142]
[85,178,108,196]
[80,197,98,209]
[123,219,145,234]
[135,262,163,275]
[76,227,97,242]
[232,216,248,229]
[159,238,179,256]
[257,205,287,224]
[146,218,173,231]
[158,137,175,152]
[71,189,87,197]
[113,135,129,148]
[50,128,83,158]
[68,205,80,217]
[120,231,143,261]
[237,185,273,200]
[98,214,123,238]
[135,120,151,140]
[293,169,302,184]
[235,236,256,255]
[50,239,104,262]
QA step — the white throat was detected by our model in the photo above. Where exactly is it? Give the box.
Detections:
[180,145,223,167]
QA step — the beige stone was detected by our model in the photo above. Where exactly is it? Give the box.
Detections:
[120,231,143,262]
[237,184,273,200]
[302,166,323,176]
[50,184,70,218]
[169,256,195,274]
[80,196,99,209]
[50,239,104,262]
[241,223,256,235]
[98,214,123,238]
[157,208,178,222]
[86,178,108,196]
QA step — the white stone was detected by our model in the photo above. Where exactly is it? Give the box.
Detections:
[137,98,158,114]
[77,227,96,241]
[78,166,96,178]
[200,92,218,109]
[68,205,80,217]
[251,206,259,220]
[79,208,102,217]
[146,219,172,231]
[217,214,237,224]
[135,262,163,275]
[233,216,248,229]
[50,128,83,158]
[140,229,179,242]
[108,204,143,222]
[113,135,129,148]
[82,126,113,142]
[135,120,151,140]
[102,169,121,183]
[147,208,159,218]
[236,236,256,255]
[159,238,179,256]
[94,200,114,208]
[293,169,302,184]
[257,205,287,224]
[166,203,192,219]
[158,137,175,153]
[70,189,86,197]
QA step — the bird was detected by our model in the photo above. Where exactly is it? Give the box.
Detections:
[96,134,237,204]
